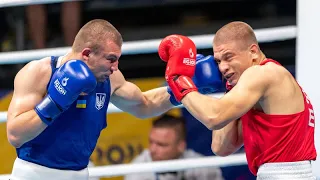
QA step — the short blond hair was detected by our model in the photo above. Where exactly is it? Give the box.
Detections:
[213,21,258,50]
[72,19,123,53]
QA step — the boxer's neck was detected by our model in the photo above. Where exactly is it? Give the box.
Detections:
[60,52,83,65]
[253,51,266,65]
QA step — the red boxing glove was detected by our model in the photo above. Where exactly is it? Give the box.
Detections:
[158,34,198,102]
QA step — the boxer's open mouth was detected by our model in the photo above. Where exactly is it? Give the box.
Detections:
[225,73,234,80]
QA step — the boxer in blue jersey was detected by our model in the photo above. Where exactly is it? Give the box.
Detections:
[7,20,223,180]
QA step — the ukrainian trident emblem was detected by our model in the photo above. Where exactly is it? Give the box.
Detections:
[95,93,106,110]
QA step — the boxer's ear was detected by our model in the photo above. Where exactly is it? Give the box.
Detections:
[249,44,259,63]
[81,48,91,60]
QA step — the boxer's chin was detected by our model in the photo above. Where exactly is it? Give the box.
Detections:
[97,76,108,82]
[228,79,237,86]
[228,75,239,86]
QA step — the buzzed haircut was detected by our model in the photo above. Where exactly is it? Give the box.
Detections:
[152,114,187,141]
[213,21,258,50]
[72,19,123,53]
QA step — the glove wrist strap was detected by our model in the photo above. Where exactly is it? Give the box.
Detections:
[35,95,63,125]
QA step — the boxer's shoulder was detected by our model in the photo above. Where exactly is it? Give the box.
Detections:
[240,62,295,101]
[15,57,52,86]
[240,65,272,84]
[243,62,286,84]
[22,57,52,76]
[259,62,293,86]
[259,61,290,76]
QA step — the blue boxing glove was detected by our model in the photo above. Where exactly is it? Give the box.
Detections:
[192,54,224,94]
[168,54,224,106]
[35,60,97,125]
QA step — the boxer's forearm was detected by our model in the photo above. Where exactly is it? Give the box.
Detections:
[111,84,174,118]
[183,91,244,155]
[137,87,174,118]
[211,120,243,156]
[7,110,47,148]
[182,91,231,130]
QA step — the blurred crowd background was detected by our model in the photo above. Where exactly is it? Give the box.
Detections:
[0,0,296,180]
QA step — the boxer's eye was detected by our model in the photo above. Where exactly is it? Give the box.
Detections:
[225,56,232,61]
[219,52,232,61]
[105,55,118,63]
[223,52,234,61]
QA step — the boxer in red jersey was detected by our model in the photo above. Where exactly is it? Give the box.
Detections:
[159,21,317,179]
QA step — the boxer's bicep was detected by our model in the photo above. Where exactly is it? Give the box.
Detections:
[110,70,145,111]
[111,81,144,106]
[220,66,270,122]
[110,71,172,118]
[7,60,52,147]
[211,119,243,156]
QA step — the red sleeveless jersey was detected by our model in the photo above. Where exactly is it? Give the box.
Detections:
[241,59,317,175]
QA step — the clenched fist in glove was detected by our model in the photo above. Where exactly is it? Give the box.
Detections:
[158,34,197,103]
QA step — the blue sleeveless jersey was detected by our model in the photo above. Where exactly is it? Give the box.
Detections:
[16,56,110,170]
